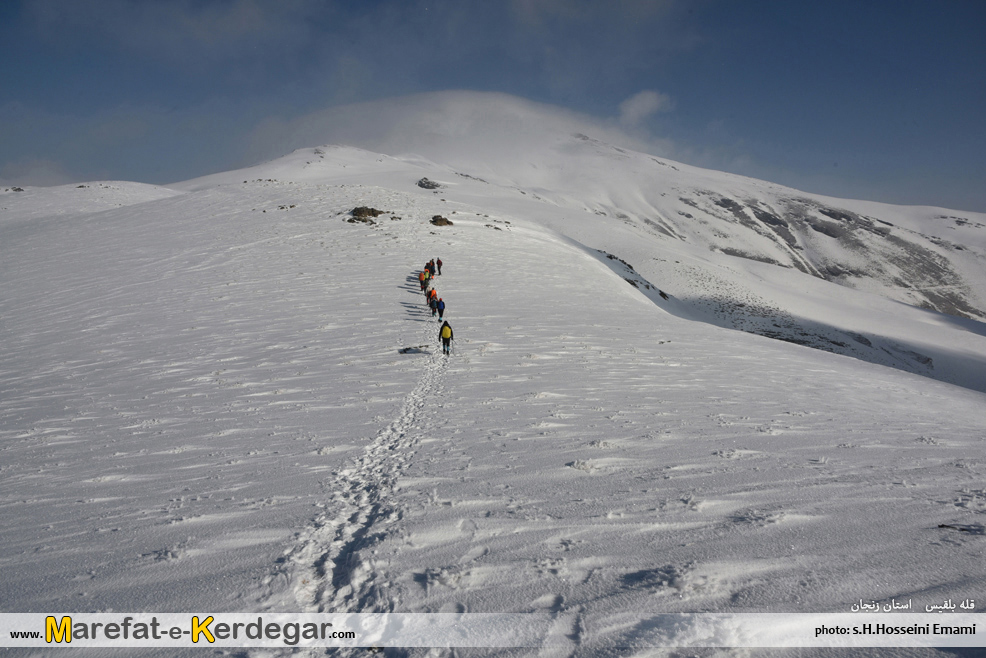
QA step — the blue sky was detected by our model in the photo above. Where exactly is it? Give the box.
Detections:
[1,0,984,211]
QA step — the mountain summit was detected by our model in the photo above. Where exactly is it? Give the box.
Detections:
[227,92,986,391]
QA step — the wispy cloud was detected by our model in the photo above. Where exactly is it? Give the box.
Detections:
[243,90,678,170]
[6,1,981,209]
[618,90,674,126]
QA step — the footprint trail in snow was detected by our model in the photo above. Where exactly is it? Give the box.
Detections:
[264,302,448,614]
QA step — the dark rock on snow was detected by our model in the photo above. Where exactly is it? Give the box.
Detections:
[348,206,386,224]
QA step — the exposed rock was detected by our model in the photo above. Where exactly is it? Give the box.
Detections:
[604,252,636,272]
[348,206,386,224]
[417,178,441,190]
[352,206,384,218]
[455,172,488,183]
[430,215,453,226]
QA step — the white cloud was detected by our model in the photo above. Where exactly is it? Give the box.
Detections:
[618,90,673,126]
[245,91,659,167]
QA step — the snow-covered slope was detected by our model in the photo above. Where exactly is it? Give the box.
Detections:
[1,181,183,223]
[2,98,986,655]
[242,93,986,393]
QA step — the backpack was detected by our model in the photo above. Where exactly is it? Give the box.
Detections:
[441,325,452,339]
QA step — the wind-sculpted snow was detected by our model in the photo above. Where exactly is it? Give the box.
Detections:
[2,120,986,657]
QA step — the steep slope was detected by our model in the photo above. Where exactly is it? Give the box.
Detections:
[520,134,986,324]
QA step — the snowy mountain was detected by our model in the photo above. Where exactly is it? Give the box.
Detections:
[239,93,986,393]
[2,93,985,654]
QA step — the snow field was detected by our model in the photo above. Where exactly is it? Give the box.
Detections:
[318,211,986,636]
[1,182,430,613]
[2,144,986,657]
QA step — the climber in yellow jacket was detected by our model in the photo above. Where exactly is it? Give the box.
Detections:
[439,321,453,355]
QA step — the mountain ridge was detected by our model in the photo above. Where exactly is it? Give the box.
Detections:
[5,92,985,393]
[171,90,986,392]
